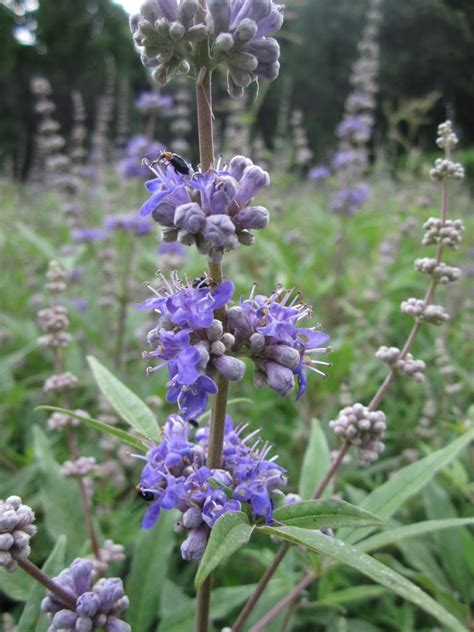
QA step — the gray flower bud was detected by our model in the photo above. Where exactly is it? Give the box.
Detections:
[264,361,295,397]
[233,206,269,230]
[213,355,246,381]
[175,202,206,233]
[215,32,234,51]
[207,319,224,341]
[182,507,203,529]
[180,526,207,561]
[264,345,301,369]
[203,214,236,247]
[234,18,258,42]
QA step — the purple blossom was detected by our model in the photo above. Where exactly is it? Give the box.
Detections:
[308,165,330,182]
[136,415,286,559]
[330,183,370,215]
[227,286,331,399]
[41,558,130,631]
[336,115,371,143]
[71,227,107,243]
[142,272,242,419]
[104,213,153,236]
[118,135,164,179]
[140,155,270,261]
[136,91,174,115]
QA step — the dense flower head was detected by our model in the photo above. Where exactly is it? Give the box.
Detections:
[0,496,37,572]
[118,135,164,179]
[336,115,372,145]
[142,272,244,418]
[136,90,174,115]
[41,558,130,631]
[104,213,153,236]
[207,0,284,97]
[227,285,331,399]
[130,0,283,96]
[136,415,286,559]
[140,154,270,262]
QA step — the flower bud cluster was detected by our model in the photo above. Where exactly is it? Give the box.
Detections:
[142,273,243,419]
[0,496,37,572]
[227,286,330,399]
[289,109,313,167]
[41,558,130,631]
[47,409,85,431]
[414,258,461,284]
[436,120,458,151]
[207,0,284,97]
[60,456,99,478]
[46,261,68,295]
[375,346,426,382]
[70,91,88,172]
[43,371,79,392]
[422,218,464,249]
[429,158,464,182]
[130,0,284,95]
[37,305,72,349]
[94,540,126,575]
[329,404,386,465]
[137,415,286,560]
[140,154,270,262]
[400,298,450,325]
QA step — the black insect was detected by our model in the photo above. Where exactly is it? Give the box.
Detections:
[136,487,155,502]
[192,276,209,290]
[188,418,199,428]
[160,150,191,175]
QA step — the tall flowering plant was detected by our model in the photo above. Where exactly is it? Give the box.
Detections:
[5,3,471,632]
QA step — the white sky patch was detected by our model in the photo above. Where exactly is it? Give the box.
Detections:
[114,0,142,13]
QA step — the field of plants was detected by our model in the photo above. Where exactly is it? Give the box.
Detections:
[0,1,473,631]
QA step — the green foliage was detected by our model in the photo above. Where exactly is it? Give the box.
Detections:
[298,419,333,500]
[273,499,384,529]
[195,513,255,588]
[87,355,161,441]
[259,526,466,631]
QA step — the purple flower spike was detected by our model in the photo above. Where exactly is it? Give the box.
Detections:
[142,272,242,418]
[135,415,286,560]
[139,155,270,261]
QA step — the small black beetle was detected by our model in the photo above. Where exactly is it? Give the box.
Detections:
[160,151,191,175]
[136,487,155,502]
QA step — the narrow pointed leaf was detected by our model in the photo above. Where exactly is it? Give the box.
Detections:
[18,535,67,632]
[359,518,474,554]
[87,355,160,441]
[273,499,383,529]
[194,512,254,588]
[298,418,332,499]
[259,525,465,632]
[126,511,176,631]
[36,405,146,451]
[340,427,474,544]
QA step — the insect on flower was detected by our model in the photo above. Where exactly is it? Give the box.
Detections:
[136,485,155,502]
[158,150,191,175]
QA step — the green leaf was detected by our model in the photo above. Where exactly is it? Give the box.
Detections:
[259,525,466,632]
[194,512,254,588]
[36,405,146,451]
[340,427,474,544]
[18,535,67,632]
[298,418,332,499]
[273,499,383,529]
[359,518,474,554]
[33,426,88,557]
[0,566,34,602]
[317,585,388,607]
[87,355,160,441]
[126,511,175,631]
[15,222,57,259]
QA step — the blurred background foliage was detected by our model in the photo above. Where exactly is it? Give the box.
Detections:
[1,0,473,176]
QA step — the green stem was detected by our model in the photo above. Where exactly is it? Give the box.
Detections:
[193,5,225,631]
